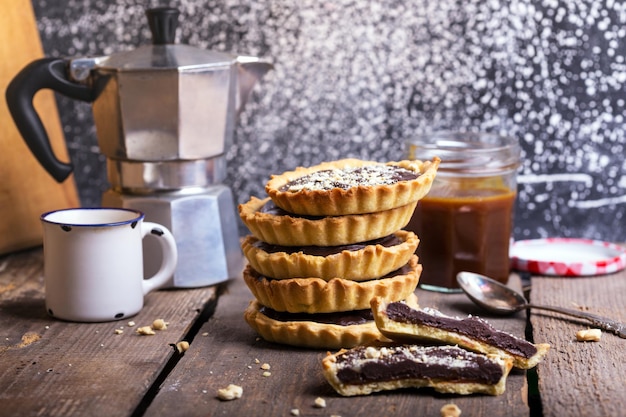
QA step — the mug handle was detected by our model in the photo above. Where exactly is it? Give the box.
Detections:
[140,222,178,295]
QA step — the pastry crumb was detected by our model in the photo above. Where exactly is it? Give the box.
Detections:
[313,397,326,408]
[217,384,243,401]
[175,341,189,353]
[441,403,462,417]
[136,326,155,335]
[576,328,601,342]
[290,409,300,416]
[127,321,136,327]
[262,371,271,377]
[261,363,271,370]
[152,318,168,330]
[114,329,124,335]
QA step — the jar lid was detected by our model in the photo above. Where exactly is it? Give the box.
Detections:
[510,238,626,276]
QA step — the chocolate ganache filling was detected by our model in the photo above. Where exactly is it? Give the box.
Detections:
[251,261,413,282]
[335,345,504,385]
[259,306,373,326]
[258,200,324,220]
[279,165,419,192]
[253,234,403,256]
[385,302,537,358]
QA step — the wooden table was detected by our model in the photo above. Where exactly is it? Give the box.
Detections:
[1,247,624,417]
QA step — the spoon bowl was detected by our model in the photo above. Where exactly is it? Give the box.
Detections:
[456,271,527,315]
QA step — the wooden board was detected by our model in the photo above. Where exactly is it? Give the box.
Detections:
[0,248,218,417]
[530,273,626,417]
[145,273,530,417]
[0,1,79,254]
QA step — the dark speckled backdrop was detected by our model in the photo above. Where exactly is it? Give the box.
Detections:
[31,0,626,241]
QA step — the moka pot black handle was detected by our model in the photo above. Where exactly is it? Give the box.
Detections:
[5,57,95,182]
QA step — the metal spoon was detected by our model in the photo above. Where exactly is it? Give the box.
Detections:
[456,271,626,338]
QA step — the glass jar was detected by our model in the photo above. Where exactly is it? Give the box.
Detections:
[406,131,521,292]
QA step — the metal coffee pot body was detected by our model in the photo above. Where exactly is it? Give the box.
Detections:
[6,8,273,182]
[6,8,273,287]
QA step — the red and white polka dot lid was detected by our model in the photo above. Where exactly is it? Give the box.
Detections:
[510,238,626,277]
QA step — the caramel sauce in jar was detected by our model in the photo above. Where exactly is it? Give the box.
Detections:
[408,188,516,289]
[406,132,521,292]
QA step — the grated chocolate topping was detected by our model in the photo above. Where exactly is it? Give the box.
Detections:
[279,165,418,192]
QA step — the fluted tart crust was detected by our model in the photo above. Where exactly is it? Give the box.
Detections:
[238,196,417,246]
[243,294,419,349]
[242,256,421,313]
[265,158,440,216]
[241,230,419,281]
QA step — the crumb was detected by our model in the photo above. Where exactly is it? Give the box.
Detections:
[441,403,461,417]
[290,409,300,416]
[313,397,326,408]
[261,363,270,370]
[576,328,601,342]
[175,341,189,353]
[114,329,124,335]
[127,321,136,327]
[254,358,260,364]
[262,371,271,377]
[136,326,155,335]
[217,384,243,401]
[152,319,168,330]
[201,332,209,337]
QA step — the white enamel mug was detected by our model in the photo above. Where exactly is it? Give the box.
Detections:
[40,208,178,322]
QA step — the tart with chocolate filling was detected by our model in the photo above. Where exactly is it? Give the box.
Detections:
[265,158,440,216]
[322,344,513,396]
[241,230,419,281]
[242,256,421,313]
[370,297,550,369]
[239,196,417,246]
[243,294,418,349]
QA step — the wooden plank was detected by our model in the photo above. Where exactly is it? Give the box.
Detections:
[0,248,217,417]
[146,272,530,417]
[530,272,626,417]
[0,1,79,255]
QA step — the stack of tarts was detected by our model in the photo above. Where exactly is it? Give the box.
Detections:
[238,158,440,349]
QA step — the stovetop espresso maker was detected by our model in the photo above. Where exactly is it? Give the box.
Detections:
[6,7,273,287]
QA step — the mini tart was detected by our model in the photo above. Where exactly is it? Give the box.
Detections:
[238,196,417,246]
[322,344,513,397]
[242,256,421,313]
[370,297,550,369]
[265,158,440,216]
[241,230,419,281]
[243,300,386,349]
[243,294,419,349]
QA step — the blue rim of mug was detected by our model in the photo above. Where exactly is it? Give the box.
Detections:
[41,207,145,227]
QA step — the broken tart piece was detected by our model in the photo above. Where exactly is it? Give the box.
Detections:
[322,344,513,396]
[242,256,421,313]
[265,158,440,216]
[241,230,419,281]
[371,297,550,369]
[238,196,417,246]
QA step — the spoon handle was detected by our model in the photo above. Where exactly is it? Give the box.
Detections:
[527,304,626,339]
